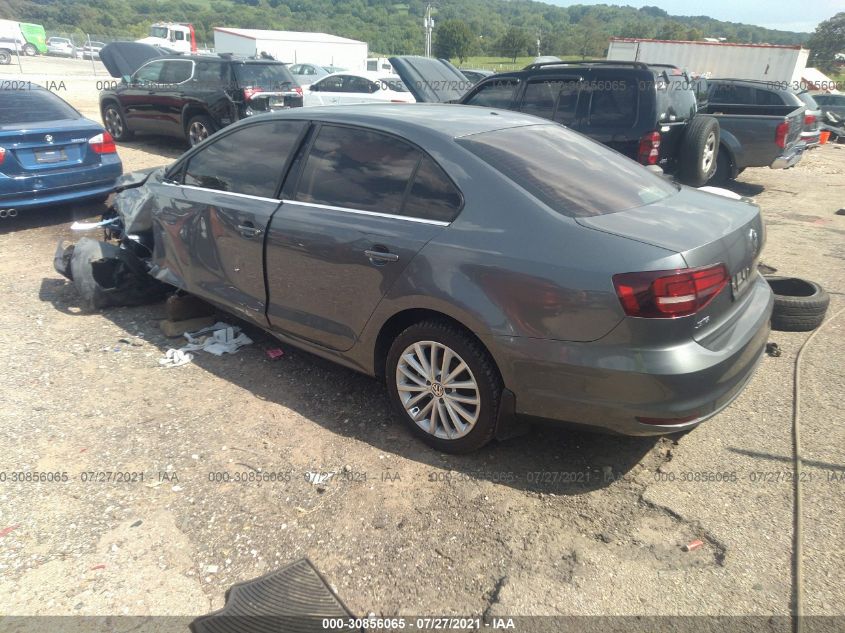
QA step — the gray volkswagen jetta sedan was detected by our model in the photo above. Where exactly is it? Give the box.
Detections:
[95,104,773,452]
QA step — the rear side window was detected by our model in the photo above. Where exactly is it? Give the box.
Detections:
[403,157,462,222]
[194,61,228,86]
[463,79,518,109]
[183,120,307,198]
[161,60,193,84]
[295,125,421,214]
[710,83,753,105]
[520,79,580,124]
[755,89,783,106]
[458,124,676,217]
[587,79,637,127]
[0,87,80,124]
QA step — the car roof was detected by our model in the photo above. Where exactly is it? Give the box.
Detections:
[320,70,397,81]
[477,62,660,81]
[260,103,547,140]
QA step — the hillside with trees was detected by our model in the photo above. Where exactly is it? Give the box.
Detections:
[0,0,810,57]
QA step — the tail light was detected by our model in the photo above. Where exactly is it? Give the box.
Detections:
[612,264,728,318]
[0,146,5,165]
[804,114,816,126]
[243,86,262,100]
[775,121,789,149]
[637,131,661,165]
[293,85,303,97]
[89,132,116,154]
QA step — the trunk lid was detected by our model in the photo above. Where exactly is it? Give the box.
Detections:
[388,55,469,103]
[577,186,765,342]
[0,119,105,175]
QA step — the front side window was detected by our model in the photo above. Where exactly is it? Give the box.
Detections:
[295,125,421,214]
[134,61,165,84]
[343,76,373,93]
[313,76,343,92]
[458,124,676,218]
[710,83,753,105]
[183,121,307,198]
[755,89,783,106]
[463,79,518,109]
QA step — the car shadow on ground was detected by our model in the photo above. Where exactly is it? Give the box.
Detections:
[0,200,109,236]
[721,180,765,197]
[38,278,662,496]
[117,136,188,158]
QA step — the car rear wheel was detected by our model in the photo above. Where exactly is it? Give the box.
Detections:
[0,49,11,65]
[103,104,133,141]
[386,321,501,453]
[187,115,215,147]
[708,147,732,185]
[678,116,720,186]
[23,43,37,56]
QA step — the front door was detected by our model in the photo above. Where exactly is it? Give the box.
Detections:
[152,119,308,322]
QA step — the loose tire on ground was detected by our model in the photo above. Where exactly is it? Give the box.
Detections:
[678,116,720,186]
[766,276,830,332]
[386,320,502,453]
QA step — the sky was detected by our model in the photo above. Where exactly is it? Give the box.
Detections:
[547,0,841,33]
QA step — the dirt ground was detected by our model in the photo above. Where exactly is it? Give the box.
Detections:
[1,61,844,629]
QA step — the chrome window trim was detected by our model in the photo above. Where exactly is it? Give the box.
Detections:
[163,183,450,226]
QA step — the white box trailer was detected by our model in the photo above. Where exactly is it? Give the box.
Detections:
[213,28,367,71]
[607,38,809,84]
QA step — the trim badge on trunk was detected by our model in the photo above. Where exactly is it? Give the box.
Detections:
[748,228,759,257]
[44,134,54,143]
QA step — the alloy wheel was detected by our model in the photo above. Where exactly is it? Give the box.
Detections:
[702,132,716,173]
[189,121,210,146]
[395,341,481,440]
[104,108,123,138]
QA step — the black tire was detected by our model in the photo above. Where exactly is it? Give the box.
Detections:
[102,103,134,141]
[766,276,830,332]
[386,320,502,453]
[708,147,733,185]
[23,43,37,56]
[0,49,11,65]
[678,115,720,186]
[186,114,215,147]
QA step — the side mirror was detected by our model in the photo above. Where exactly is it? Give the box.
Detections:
[122,74,131,84]
[309,84,317,91]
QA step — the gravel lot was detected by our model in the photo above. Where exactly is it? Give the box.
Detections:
[1,60,844,629]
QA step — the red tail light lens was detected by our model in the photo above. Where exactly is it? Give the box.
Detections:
[293,85,303,97]
[775,121,789,149]
[804,114,816,126]
[613,264,729,318]
[637,131,661,165]
[0,146,6,165]
[243,86,262,100]
[89,132,116,154]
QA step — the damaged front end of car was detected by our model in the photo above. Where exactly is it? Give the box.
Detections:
[53,167,171,311]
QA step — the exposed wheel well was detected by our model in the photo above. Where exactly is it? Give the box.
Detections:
[183,107,211,132]
[373,308,500,381]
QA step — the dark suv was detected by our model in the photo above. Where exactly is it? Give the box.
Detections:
[457,61,720,186]
[99,48,303,147]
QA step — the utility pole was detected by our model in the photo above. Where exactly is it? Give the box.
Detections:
[424,3,434,57]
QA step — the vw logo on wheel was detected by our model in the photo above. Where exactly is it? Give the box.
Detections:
[44,134,53,143]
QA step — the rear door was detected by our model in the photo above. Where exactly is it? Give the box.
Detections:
[265,123,461,351]
[154,119,309,321]
[151,59,194,136]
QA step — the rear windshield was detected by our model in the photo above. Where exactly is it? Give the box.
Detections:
[457,124,677,217]
[233,63,295,90]
[0,87,81,125]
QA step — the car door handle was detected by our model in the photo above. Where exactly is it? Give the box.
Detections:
[238,224,263,238]
[364,249,399,263]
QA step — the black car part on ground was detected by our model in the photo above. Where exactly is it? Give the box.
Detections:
[190,558,357,633]
[54,237,169,312]
[765,276,830,332]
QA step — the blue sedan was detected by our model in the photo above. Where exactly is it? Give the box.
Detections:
[0,84,122,216]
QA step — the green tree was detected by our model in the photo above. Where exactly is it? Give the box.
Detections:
[434,19,475,63]
[807,12,845,72]
[657,21,688,40]
[573,15,605,59]
[496,25,530,62]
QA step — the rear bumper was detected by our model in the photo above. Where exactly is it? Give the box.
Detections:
[770,145,804,169]
[491,274,773,436]
[0,159,122,210]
